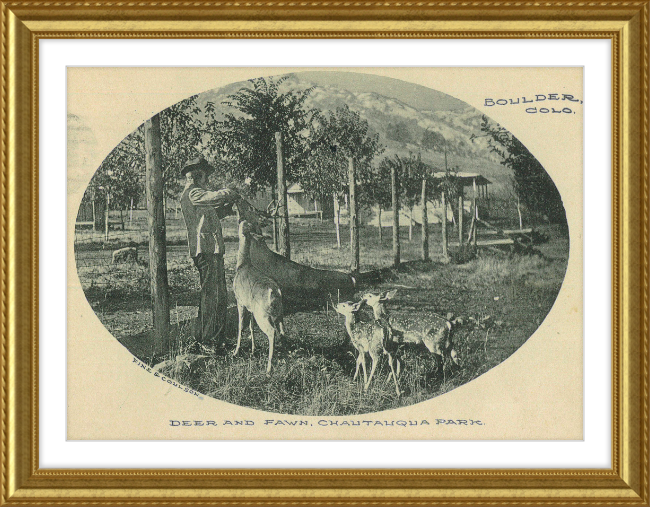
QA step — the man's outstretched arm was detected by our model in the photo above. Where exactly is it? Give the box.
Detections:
[188,187,240,208]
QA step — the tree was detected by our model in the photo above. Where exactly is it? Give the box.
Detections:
[398,153,433,242]
[205,76,317,194]
[88,94,203,229]
[386,121,413,146]
[159,95,204,201]
[473,115,566,225]
[89,129,144,235]
[363,162,393,244]
[378,156,404,266]
[299,105,384,249]
[421,129,447,153]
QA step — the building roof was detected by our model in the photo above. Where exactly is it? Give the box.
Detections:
[287,183,304,194]
[432,172,491,187]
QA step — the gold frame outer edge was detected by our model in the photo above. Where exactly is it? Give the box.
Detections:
[1,3,647,505]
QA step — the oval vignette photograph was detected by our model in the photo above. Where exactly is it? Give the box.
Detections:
[68,69,579,436]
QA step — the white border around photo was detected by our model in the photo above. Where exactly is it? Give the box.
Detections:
[43,38,610,468]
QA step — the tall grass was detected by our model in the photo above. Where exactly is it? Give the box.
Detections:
[80,222,570,416]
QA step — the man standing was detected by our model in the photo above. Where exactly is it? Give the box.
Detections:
[180,157,240,349]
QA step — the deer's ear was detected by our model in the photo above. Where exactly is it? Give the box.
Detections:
[382,289,397,300]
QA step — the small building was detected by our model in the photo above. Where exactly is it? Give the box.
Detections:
[433,171,492,218]
[287,183,324,218]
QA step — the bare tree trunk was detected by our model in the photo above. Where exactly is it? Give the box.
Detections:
[144,113,170,358]
[391,164,400,268]
[408,206,413,242]
[517,195,523,230]
[378,207,383,244]
[104,192,110,242]
[276,132,290,259]
[271,183,278,252]
[333,193,341,248]
[458,194,464,247]
[348,157,359,272]
[421,178,429,261]
[441,190,448,258]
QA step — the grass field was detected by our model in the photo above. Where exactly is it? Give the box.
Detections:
[75,219,569,416]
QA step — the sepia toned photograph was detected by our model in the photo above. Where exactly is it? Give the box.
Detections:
[68,67,582,439]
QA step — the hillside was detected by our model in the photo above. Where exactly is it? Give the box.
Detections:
[195,72,512,194]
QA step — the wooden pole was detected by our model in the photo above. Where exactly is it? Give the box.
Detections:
[275,132,290,259]
[458,191,464,247]
[421,178,429,261]
[144,113,170,358]
[104,191,110,242]
[333,193,341,248]
[271,185,278,251]
[441,190,448,257]
[348,156,359,272]
[378,207,383,244]
[391,163,400,268]
[469,178,477,245]
[473,205,478,247]
[92,197,96,232]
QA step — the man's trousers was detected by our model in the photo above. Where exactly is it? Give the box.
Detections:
[192,252,228,345]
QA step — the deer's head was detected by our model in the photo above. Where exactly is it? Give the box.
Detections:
[236,199,271,235]
[333,300,365,320]
[362,289,397,316]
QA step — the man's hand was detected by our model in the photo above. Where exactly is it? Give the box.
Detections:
[221,188,241,204]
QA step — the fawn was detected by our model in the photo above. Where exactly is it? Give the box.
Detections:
[233,220,285,374]
[362,290,460,377]
[333,300,401,396]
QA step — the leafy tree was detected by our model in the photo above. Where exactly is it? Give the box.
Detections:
[421,129,446,153]
[299,105,384,247]
[204,76,317,194]
[88,129,144,230]
[473,115,566,225]
[159,95,204,199]
[88,94,203,215]
[437,165,463,227]
[397,153,436,242]
[362,161,393,243]
[378,156,404,266]
[386,121,413,146]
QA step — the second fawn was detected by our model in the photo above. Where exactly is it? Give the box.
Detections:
[362,290,460,377]
[333,300,401,396]
[233,220,285,374]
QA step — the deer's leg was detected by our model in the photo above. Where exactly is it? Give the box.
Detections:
[234,304,249,356]
[383,351,394,385]
[360,353,368,386]
[386,352,401,396]
[433,353,445,381]
[353,352,362,381]
[258,318,275,374]
[249,318,255,355]
[365,353,378,392]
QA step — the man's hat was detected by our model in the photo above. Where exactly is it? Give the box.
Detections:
[181,157,215,177]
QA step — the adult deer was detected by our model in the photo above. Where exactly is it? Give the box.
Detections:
[233,220,285,374]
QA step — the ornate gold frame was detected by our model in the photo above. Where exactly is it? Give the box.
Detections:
[1,2,648,505]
